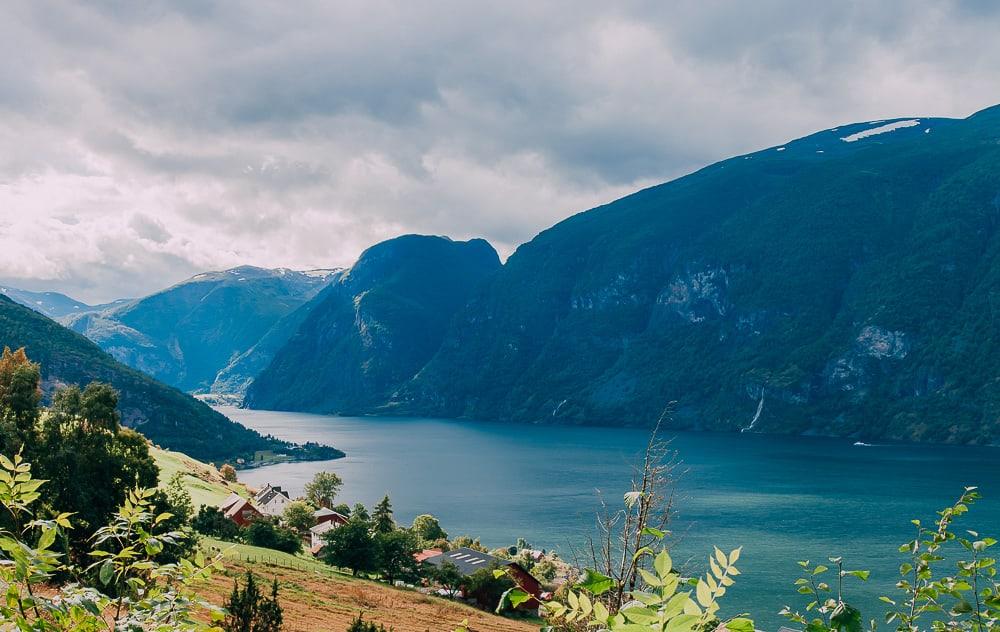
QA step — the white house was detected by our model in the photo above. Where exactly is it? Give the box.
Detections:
[253,483,291,517]
[310,520,339,551]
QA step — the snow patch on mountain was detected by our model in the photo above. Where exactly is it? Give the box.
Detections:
[840,120,920,142]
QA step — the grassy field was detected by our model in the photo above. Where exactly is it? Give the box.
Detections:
[198,549,539,632]
[151,445,248,508]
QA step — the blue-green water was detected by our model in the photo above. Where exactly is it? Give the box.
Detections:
[220,406,1000,629]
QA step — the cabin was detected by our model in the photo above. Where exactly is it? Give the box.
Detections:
[254,484,291,517]
[422,547,543,609]
[219,494,263,527]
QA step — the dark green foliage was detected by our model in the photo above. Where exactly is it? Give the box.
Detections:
[222,571,283,632]
[192,505,242,540]
[322,517,377,576]
[373,529,419,584]
[391,106,1000,445]
[244,519,302,555]
[0,295,304,461]
[371,495,395,534]
[331,503,351,517]
[463,565,515,610]
[345,614,390,632]
[247,235,501,413]
[0,352,160,557]
[427,560,464,595]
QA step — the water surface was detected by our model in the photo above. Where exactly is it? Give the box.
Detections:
[220,406,1000,628]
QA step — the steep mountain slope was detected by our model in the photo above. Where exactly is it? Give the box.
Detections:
[0,294,305,461]
[394,106,1000,444]
[245,235,501,413]
[0,286,125,319]
[64,267,336,393]
[210,274,345,396]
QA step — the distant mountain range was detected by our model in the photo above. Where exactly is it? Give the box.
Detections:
[0,286,128,319]
[13,104,1000,446]
[60,266,337,393]
[0,293,341,462]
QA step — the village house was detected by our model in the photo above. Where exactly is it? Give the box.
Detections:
[253,483,291,517]
[218,492,262,527]
[314,507,349,526]
[421,547,544,610]
[309,508,349,553]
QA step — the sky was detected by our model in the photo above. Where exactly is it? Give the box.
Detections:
[1,1,1000,303]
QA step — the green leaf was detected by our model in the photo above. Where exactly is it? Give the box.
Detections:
[727,617,755,632]
[641,526,666,539]
[654,550,673,577]
[576,568,615,596]
[99,559,114,586]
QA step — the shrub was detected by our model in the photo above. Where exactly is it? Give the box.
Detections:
[220,463,238,482]
[192,504,242,540]
[245,519,302,554]
[346,614,390,632]
[222,570,283,632]
[0,451,223,630]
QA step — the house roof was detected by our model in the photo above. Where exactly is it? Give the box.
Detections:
[423,547,507,576]
[309,520,339,535]
[219,492,244,513]
[414,549,443,563]
[223,498,260,520]
[313,507,338,517]
[256,486,290,506]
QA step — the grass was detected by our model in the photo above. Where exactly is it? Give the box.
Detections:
[151,445,248,509]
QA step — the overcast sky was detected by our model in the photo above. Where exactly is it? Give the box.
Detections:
[2,1,999,303]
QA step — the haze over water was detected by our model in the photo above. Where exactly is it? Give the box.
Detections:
[222,406,1000,628]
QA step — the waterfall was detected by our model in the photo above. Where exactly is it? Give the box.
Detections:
[741,387,765,433]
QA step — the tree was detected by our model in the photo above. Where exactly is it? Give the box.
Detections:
[31,376,159,558]
[374,529,420,584]
[371,495,395,534]
[346,614,389,632]
[463,565,515,610]
[304,471,343,508]
[352,503,370,522]
[452,535,487,552]
[222,571,283,632]
[80,381,121,431]
[165,472,194,524]
[332,503,351,517]
[322,517,376,576]
[427,560,464,596]
[220,463,238,482]
[411,513,447,543]
[245,519,302,554]
[192,505,241,540]
[0,347,40,453]
[282,500,315,533]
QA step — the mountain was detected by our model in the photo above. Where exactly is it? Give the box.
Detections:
[63,266,337,393]
[0,286,126,319]
[386,106,1000,445]
[245,235,501,413]
[0,293,332,462]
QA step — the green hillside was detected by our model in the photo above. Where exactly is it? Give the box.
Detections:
[0,294,336,461]
[246,235,501,413]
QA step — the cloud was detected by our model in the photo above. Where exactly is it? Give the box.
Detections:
[0,0,998,302]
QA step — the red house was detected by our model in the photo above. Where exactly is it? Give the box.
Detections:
[219,493,263,527]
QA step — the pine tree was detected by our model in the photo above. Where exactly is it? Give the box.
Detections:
[223,571,283,631]
[371,495,395,534]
